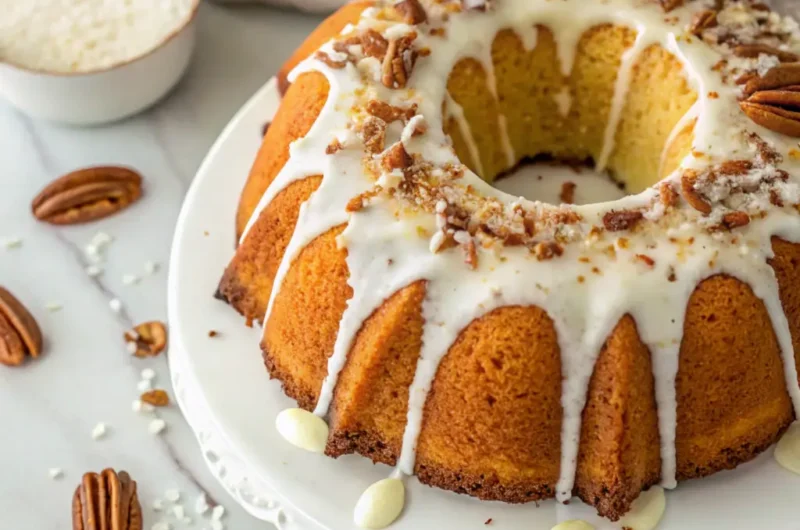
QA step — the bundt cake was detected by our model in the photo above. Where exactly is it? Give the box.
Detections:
[217,0,800,525]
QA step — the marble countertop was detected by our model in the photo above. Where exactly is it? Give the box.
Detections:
[0,4,323,529]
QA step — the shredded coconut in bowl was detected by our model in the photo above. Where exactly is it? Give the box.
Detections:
[0,0,197,74]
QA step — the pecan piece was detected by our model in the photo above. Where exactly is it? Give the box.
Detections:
[721,211,751,230]
[366,100,417,123]
[361,116,387,154]
[689,9,717,36]
[140,389,170,407]
[680,170,712,214]
[32,166,142,225]
[733,44,799,63]
[124,321,167,358]
[382,143,413,171]
[381,33,419,89]
[559,181,576,204]
[314,51,347,69]
[361,29,389,60]
[602,210,644,231]
[0,287,43,367]
[395,0,427,24]
[73,469,142,530]
[659,0,684,12]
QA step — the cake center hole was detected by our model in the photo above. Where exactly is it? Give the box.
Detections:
[492,160,626,205]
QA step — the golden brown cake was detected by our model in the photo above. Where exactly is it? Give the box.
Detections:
[217,0,800,525]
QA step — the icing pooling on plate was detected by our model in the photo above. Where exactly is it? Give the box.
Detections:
[245,0,800,522]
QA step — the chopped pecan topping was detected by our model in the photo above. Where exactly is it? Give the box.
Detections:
[326,138,343,155]
[361,116,387,154]
[361,29,389,60]
[382,143,413,171]
[733,44,799,63]
[770,189,784,207]
[381,33,419,89]
[680,170,712,215]
[395,0,427,24]
[463,238,478,269]
[689,9,717,36]
[366,100,417,123]
[346,188,383,213]
[635,254,656,267]
[717,160,753,175]
[721,211,751,230]
[314,51,347,69]
[602,210,644,232]
[559,181,576,204]
[534,241,563,261]
[660,181,679,208]
[659,0,684,13]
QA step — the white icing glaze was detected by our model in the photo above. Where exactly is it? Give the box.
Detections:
[241,0,800,522]
[775,421,800,475]
[619,486,666,530]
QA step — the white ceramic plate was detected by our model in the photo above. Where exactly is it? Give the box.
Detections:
[168,77,800,530]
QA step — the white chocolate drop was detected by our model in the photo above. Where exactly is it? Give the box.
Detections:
[619,486,666,530]
[275,408,329,453]
[353,477,405,529]
[551,520,594,530]
[775,421,800,475]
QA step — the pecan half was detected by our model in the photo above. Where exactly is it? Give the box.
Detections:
[124,321,167,358]
[73,469,142,530]
[0,287,42,367]
[743,63,800,97]
[32,167,142,225]
[740,99,800,137]
[733,44,799,63]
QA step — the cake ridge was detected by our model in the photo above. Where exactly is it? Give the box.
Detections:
[227,0,800,524]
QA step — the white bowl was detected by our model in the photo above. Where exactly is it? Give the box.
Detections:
[0,2,199,126]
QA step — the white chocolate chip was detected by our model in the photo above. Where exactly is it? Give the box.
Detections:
[620,486,665,530]
[164,489,180,502]
[275,408,329,453]
[48,468,63,479]
[141,368,156,381]
[194,493,209,515]
[211,505,225,520]
[353,477,405,529]
[91,422,108,440]
[137,379,152,392]
[45,302,63,312]
[149,419,167,435]
[172,505,185,519]
[775,421,800,475]
[109,298,122,313]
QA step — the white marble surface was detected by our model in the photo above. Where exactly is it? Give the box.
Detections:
[0,3,323,529]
